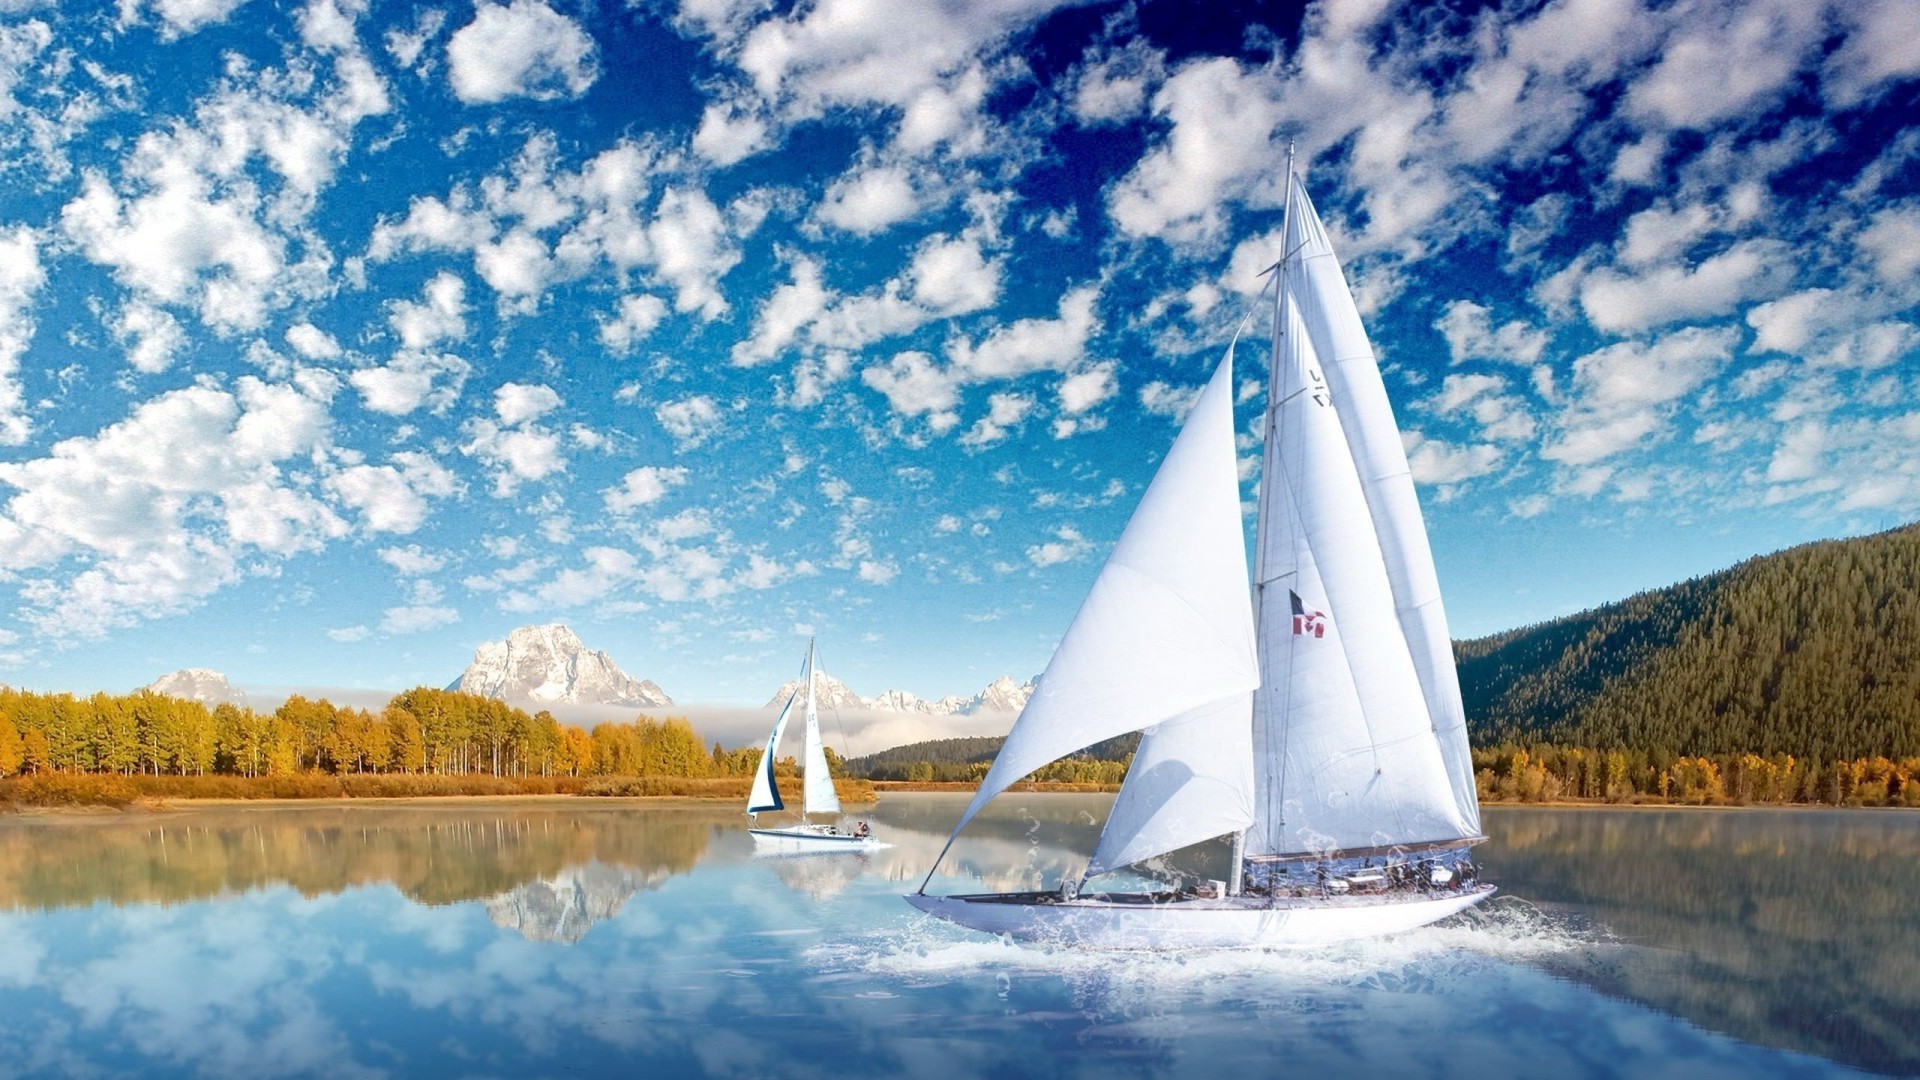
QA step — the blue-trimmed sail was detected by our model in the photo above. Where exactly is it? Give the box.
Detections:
[746,691,795,814]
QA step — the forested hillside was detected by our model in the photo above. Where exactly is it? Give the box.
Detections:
[846,732,1137,782]
[1459,523,1920,759]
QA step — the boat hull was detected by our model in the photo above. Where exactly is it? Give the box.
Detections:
[905,884,1495,948]
[749,826,887,853]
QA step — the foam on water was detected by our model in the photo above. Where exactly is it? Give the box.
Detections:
[807,892,1608,1014]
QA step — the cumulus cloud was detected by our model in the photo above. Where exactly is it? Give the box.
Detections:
[1434,299,1548,365]
[0,226,43,444]
[349,351,471,416]
[598,293,668,355]
[1026,525,1091,568]
[493,381,561,426]
[326,451,457,534]
[1577,239,1794,336]
[387,272,468,349]
[654,394,725,448]
[816,165,920,235]
[446,0,599,104]
[0,378,344,636]
[1543,327,1737,467]
[603,465,688,514]
[959,391,1033,448]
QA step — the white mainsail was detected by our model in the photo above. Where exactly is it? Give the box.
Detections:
[799,642,841,817]
[932,350,1259,862]
[1248,268,1471,858]
[1281,176,1481,836]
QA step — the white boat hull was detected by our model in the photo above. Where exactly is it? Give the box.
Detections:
[905,883,1495,948]
[749,825,887,853]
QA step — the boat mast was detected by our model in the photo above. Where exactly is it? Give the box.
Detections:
[1241,141,1296,895]
[801,637,816,825]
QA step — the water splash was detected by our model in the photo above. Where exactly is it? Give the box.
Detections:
[807,891,1611,1023]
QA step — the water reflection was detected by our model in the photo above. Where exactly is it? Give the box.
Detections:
[1484,807,1920,1077]
[0,796,1897,1078]
[0,802,729,914]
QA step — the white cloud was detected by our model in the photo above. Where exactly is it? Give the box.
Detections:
[326,450,457,534]
[0,225,41,444]
[816,165,919,235]
[654,394,725,448]
[599,293,669,355]
[141,0,251,40]
[0,378,343,636]
[949,285,1100,380]
[1069,39,1163,126]
[733,256,829,366]
[1057,361,1115,415]
[860,351,960,434]
[1578,239,1794,336]
[907,233,1000,316]
[494,381,561,425]
[1433,300,1548,365]
[379,544,446,576]
[326,625,370,642]
[461,418,565,496]
[108,301,187,374]
[1404,432,1504,487]
[1823,0,1920,108]
[1429,372,1536,443]
[857,559,898,585]
[1026,525,1091,568]
[1107,57,1285,244]
[724,0,1070,153]
[387,272,468,349]
[284,322,341,360]
[446,0,599,105]
[693,101,771,166]
[1622,0,1821,132]
[648,186,739,319]
[1855,203,1920,287]
[959,391,1033,448]
[604,465,688,514]
[380,603,459,634]
[1543,327,1737,466]
[349,351,471,416]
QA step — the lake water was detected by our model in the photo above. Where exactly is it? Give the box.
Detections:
[0,795,1911,1078]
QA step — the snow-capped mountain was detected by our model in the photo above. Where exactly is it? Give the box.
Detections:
[143,668,248,706]
[763,671,1034,715]
[449,625,672,708]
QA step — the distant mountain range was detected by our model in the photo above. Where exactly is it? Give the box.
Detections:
[448,624,672,709]
[1458,523,1920,760]
[763,670,1035,716]
[143,668,247,706]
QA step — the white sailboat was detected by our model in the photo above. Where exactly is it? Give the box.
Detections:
[906,163,1493,947]
[747,639,884,852]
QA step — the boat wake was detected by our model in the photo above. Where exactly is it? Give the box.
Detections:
[808,894,1608,1005]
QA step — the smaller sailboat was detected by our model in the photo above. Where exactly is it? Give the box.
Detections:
[747,639,884,852]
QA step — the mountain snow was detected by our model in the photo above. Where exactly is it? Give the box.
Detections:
[144,668,247,706]
[449,625,672,708]
[763,671,1034,715]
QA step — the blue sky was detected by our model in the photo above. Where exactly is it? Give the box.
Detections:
[0,0,1915,715]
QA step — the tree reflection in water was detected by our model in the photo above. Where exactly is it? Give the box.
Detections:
[1485,806,1920,1076]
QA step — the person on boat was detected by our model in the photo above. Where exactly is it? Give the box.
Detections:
[855,821,870,838]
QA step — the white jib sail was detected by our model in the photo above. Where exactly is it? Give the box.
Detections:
[1282,175,1481,836]
[938,349,1259,851]
[1087,689,1255,878]
[747,692,794,814]
[1248,281,1472,858]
